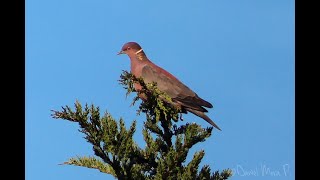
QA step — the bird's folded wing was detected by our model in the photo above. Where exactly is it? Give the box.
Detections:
[141,65,212,111]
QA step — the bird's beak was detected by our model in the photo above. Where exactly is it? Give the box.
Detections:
[117,50,125,55]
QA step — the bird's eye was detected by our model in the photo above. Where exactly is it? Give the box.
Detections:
[127,47,131,50]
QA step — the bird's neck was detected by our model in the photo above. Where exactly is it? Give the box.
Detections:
[129,50,148,76]
[128,49,147,62]
[135,49,147,61]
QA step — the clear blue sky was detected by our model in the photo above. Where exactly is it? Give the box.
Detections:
[26,0,295,179]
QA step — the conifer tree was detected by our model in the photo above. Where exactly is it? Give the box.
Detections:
[52,71,232,179]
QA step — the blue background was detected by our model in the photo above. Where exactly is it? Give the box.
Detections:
[26,0,295,179]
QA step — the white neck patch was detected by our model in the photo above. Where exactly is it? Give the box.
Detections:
[135,49,143,54]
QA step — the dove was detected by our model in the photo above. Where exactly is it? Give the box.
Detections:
[118,42,221,130]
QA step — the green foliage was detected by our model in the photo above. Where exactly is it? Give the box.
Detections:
[62,156,115,176]
[52,71,232,179]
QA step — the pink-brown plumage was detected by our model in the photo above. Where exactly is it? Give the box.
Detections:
[118,42,221,130]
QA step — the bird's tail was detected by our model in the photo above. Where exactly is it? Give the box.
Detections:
[185,108,221,131]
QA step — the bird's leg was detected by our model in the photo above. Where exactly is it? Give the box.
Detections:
[179,113,184,121]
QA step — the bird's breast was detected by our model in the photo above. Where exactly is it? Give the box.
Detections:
[131,61,147,78]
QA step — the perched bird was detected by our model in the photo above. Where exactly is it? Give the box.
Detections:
[118,42,221,130]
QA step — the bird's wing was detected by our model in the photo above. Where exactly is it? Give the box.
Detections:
[141,65,212,111]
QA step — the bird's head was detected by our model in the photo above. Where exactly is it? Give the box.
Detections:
[117,42,143,56]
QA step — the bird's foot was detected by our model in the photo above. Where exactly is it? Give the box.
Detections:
[179,113,184,121]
